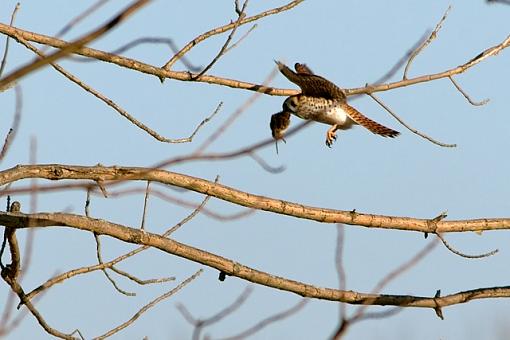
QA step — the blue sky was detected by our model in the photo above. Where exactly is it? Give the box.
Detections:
[1,1,510,339]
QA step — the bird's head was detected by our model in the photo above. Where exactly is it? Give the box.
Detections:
[283,95,299,113]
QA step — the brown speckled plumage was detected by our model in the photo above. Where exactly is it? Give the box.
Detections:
[271,61,399,147]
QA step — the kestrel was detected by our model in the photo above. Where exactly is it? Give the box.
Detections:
[270,61,399,148]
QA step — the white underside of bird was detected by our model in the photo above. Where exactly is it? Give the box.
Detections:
[285,96,357,130]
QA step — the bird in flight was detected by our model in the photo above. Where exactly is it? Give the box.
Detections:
[270,61,399,148]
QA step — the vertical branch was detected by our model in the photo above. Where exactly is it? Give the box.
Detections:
[0,86,22,163]
[335,225,347,322]
[140,181,151,230]
[0,2,20,78]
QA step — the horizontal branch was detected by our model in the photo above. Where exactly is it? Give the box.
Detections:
[1,164,510,233]
[1,24,507,96]
[0,24,295,96]
[1,211,509,310]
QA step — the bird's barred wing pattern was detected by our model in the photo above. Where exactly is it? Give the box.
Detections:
[342,104,400,138]
[275,61,346,101]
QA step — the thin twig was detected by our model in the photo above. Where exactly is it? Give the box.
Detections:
[350,33,510,96]
[21,137,38,281]
[403,6,451,79]
[94,269,203,340]
[224,24,257,54]
[333,239,439,339]
[94,233,135,296]
[109,266,175,285]
[371,31,431,87]
[0,2,20,78]
[167,176,219,235]
[0,86,22,162]
[24,180,215,301]
[0,0,150,91]
[12,35,217,144]
[436,233,498,259]
[248,152,285,174]
[335,225,347,322]
[218,299,308,340]
[163,0,303,70]
[448,76,490,106]
[191,0,249,80]
[368,93,457,148]
[487,0,510,5]
[140,181,150,230]
[194,66,279,154]
[2,277,78,339]
[53,0,111,39]
[177,286,253,340]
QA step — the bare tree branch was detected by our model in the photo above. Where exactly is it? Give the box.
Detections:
[217,299,308,340]
[403,6,451,79]
[0,86,22,163]
[94,269,203,340]
[1,164,510,234]
[1,24,507,97]
[1,211,510,309]
[0,0,151,91]
[177,286,253,340]
[436,233,498,259]
[0,2,20,78]
[11,34,218,143]
[191,0,250,80]
[448,76,490,106]
[162,0,304,71]
[368,92,457,148]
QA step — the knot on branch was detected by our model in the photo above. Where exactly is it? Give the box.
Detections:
[425,211,447,238]
[433,289,444,320]
[48,166,65,180]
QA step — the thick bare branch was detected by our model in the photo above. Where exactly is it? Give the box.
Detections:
[1,24,507,97]
[1,164,510,233]
[1,211,509,310]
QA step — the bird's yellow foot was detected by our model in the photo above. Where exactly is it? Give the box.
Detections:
[326,125,338,148]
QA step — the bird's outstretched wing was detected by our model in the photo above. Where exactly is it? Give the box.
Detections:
[342,104,400,138]
[275,60,346,101]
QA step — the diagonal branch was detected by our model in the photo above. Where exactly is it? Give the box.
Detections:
[1,211,510,310]
[2,24,507,98]
[1,164,510,234]
[0,0,150,91]
[162,0,303,70]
